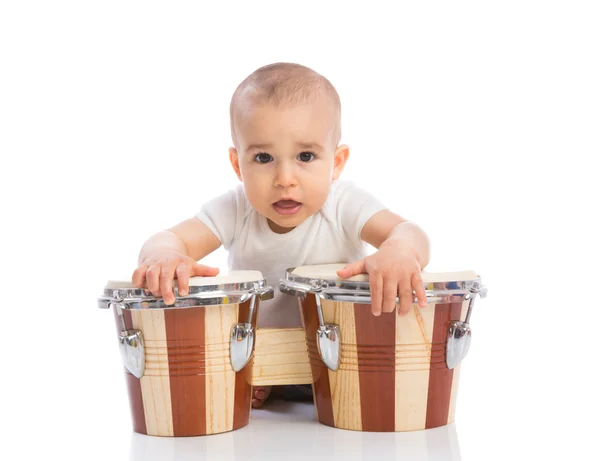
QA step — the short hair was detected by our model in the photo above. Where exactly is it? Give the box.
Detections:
[230,62,341,144]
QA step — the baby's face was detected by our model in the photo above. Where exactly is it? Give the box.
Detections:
[230,98,345,233]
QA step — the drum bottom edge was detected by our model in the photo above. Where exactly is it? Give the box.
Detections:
[315,417,452,432]
[133,424,250,437]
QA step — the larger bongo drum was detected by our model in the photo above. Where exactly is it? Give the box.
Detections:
[98,271,273,437]
[279,264,487,432]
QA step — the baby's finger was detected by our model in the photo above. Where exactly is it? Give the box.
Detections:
[369,273,383,316]
[397,280,413,316]
[382,278,398,313]
[336,259,366,279]
[176,264,191,296]
[131,265,148,288]
[191,263,220,277]
[160,263,178,305]
[146,264,162,296]
[412,273,428,308]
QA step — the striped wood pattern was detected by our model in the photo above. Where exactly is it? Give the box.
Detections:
[114,302,255,436]
[299,296,470,432]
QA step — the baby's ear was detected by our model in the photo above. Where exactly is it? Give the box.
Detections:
[229,147,243,182]
[332,144,350,180]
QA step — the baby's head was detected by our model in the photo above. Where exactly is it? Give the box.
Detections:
[228,62,349,234]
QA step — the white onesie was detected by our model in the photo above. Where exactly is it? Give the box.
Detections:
[195,180,386,328]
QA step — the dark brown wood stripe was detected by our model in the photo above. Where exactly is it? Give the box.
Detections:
[113,308,147,435]
[124,372,147,435]
[165,307,206,436]
[233,299,252,430]
[425,302,463,429]
[301,295,334,427]
[354,304,396,432]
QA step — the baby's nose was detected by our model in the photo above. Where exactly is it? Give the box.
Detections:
[274,164,297,187]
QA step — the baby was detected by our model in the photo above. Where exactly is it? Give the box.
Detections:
[132,62,430,407]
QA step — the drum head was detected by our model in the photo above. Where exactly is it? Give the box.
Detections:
[105,270,265,289]
[291,263,478,283]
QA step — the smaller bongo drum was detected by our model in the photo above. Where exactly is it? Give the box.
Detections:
[279,263,487,432]
[98,271,273,437]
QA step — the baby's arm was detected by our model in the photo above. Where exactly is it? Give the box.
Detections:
[131,218,221,305]
[360,210,430,268]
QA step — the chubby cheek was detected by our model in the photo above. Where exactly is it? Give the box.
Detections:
[241,166,268,191]
[243,182,275,215]
[244,184,270,210]
[304,172,331,202]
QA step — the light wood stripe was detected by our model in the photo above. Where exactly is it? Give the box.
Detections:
[251,328,312,386]
[131,309,173,436]
[204,304,238,434]
[447,299,470,424]
[395,303,435,431]
[323,300,362,431]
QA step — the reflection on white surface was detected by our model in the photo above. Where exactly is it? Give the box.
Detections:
[129,400,461,461]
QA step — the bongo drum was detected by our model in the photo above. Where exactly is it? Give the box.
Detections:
[279,263,487,432]
[98,271,273,437]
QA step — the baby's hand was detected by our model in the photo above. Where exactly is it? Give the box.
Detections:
[131,251,220,305]
[336,240,427,317]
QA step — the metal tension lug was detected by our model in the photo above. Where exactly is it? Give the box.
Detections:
[446,287,481,369]
[314,292,340,372]
[230,291,258,372]
[111,297,146,379]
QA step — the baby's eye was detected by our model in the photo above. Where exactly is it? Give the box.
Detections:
[254,153,273,164]
[298,151,315,162]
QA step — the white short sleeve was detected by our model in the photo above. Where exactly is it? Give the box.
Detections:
[194,187,241,250]
[333,181,387,241]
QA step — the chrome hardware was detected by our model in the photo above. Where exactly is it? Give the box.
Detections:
[446,283,487,369]
[278,279,312,297]
[279,267,481,306]
[278,276,340,370]
[230,286,271,372]
[98,279,274,310]
[111,291,145,379]
[314,292,341,372]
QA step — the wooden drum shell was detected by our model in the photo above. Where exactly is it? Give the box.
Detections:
[300,295,470,432]
[113,300,255,437]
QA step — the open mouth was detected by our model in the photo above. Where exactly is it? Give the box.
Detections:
[273,200,302,216]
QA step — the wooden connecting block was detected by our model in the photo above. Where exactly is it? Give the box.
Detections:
[251,328,312,386]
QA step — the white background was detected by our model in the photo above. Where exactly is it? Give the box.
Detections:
[1,1,599,460]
